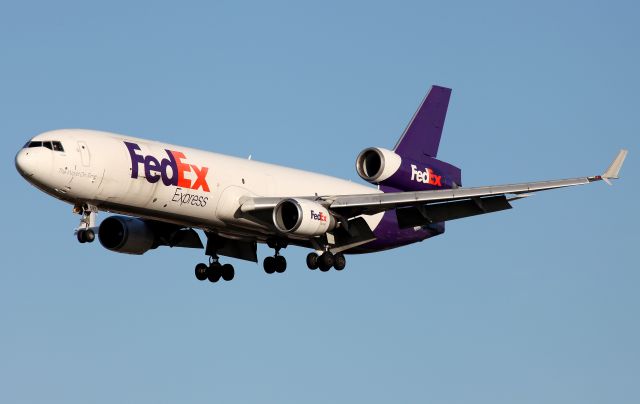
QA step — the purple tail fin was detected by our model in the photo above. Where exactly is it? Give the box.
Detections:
[393,85,451,159]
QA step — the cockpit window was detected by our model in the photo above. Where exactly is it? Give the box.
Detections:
[25,140,65,152]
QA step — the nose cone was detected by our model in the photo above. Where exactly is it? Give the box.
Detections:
[15,149,36,177]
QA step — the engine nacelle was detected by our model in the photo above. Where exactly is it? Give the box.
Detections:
[273,198,336,237]
[355,147,462,191]
[98,216,156,255]
[355,147,402,183]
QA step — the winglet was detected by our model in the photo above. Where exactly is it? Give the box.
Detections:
[602,149,628,185]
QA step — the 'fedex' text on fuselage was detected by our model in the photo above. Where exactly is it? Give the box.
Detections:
[125,141,210,192]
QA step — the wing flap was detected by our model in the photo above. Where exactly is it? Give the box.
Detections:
[396,195,512,228]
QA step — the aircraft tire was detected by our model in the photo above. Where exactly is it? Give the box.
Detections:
[319,252,334,272]
[333,253,346,271]
[207,262,222,282]
[274,256,287,273]
[306,253,319,270]
[77,230,86,243]
[195,263,208,281]
[263,256,276,274]
[84,229,95,243]
[221,264,235,281]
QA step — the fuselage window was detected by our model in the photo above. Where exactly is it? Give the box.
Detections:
[52,141,64,152]
[43,141,53,150]
[28,141,42,148]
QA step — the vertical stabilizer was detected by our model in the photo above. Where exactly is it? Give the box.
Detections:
[393,85,451,159]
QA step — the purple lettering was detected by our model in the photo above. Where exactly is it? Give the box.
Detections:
[125,141,145,179]
[144,155,161,183]
[160,149,178,186]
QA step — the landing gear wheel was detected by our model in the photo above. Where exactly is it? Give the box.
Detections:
[333,253,346,271]
[77,228,95,243]
[274,256,287,273]
[207,262,222,282]
[195,263,208,281]
[306,253,319,270]
[318,252,334,272]
[84,229,95,243]
[221,264,235,281]
[263,256,276,274]
[75,204,97,244]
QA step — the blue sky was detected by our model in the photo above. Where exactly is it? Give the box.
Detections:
[1,1,638,403]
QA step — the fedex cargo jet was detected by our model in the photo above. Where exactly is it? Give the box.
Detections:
[15,86,627,283]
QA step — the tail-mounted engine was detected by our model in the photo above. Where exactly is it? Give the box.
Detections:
[355,147,403,183]
[273,198,336,237]
[355,147,462,191]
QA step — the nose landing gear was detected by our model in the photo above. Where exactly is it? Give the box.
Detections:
[75,203,98,244]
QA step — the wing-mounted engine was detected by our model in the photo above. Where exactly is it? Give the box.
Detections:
[98,215,203,254]
[273,198,336,237]
[355,147,462,191]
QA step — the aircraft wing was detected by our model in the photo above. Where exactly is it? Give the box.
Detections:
[240,149,627,226]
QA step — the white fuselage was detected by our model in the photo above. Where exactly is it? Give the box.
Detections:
[16,129,383,241]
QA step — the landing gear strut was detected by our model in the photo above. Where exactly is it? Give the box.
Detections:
[195,255,235,283]
[75,203,97,243]
[264,239,287,274]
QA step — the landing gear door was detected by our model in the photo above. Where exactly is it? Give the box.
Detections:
[77,141,91,167]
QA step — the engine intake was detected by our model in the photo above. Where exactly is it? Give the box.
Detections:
[355,147,402,183]
[98,216,156,255]
[273,198,336,237]
[355,146,462,191]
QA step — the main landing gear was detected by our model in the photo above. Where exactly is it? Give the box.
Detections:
[195,255,235,283]
[195,238,346,283]
[75,203,97,244]
[263,239,287,275]
[306,251,346,272]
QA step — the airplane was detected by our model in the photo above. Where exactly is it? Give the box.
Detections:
[15,85,627,283]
